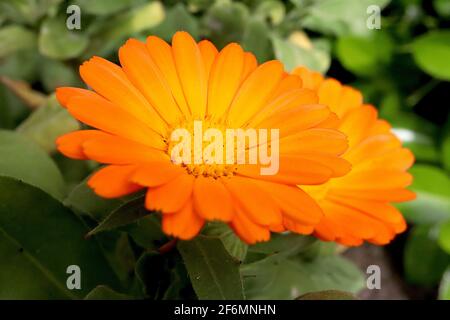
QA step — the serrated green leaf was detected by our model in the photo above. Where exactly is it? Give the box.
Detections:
[178,236,245,300]
[0,129,65,200]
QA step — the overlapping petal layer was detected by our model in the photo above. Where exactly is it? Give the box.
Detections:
[293,67,415,246]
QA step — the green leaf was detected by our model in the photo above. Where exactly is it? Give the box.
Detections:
[242,18,272,63]
[0,0,62,25]
[336,32,393,76]
[0,25,36,58]
[203,223,248,262]
[0,129,65,200]
[297,290,356,300]
[242,253,364,299]
[84,285,131,300]
[442,134,450,173]
[39,59,82,93]
[388,112,440,163]
[271,34,330,73]
[16,94,80,153]
[39,16,89,60]
[64,178,124,221]
[202,0,249,48]
[397,165,450,224]
[255,0,285,25]
[178,236,245,300]
[412,31,450,80]
[302,0,391,36]
[434,0,450,17]
[438,220,450,254]
[86,196,150,237]
[0,177,121,299]
[73,0,138,16]
[0,49,40,83]
[150,3,199,41]
[85,2,165,57]
[439,267,450,300]
[126,215,167,250]
[404,225,450,286]
[248,233,316,256]
[135,251,193,299]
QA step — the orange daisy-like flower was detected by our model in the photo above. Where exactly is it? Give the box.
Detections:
[56,32,351,244]
[292,67,416,246]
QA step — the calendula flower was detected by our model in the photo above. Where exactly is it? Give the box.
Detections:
[56,32,350,244]
[292,67,416,246]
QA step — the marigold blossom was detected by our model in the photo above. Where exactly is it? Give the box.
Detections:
[292,67,416,246]
[56,32,351,244]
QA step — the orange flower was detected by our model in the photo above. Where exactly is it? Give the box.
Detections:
[56,32,350,244]
[292,67,416,246]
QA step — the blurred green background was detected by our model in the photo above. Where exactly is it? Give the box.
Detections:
[0,0,449,300]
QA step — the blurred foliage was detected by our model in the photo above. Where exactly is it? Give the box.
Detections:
[0,0,449,300]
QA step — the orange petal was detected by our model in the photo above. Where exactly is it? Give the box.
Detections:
[162,199,205,240]
[172,31,207,118]
[279,128,349,156]
[254,180,323,225]
[222,176,281,226]
[82,135,167,164]
[145,172,194,213]
[339,105,378,148]
[55,87,96,108]
[249,89,319,128]
[229,205,270,244]
[227,60,284,127]
[268,74,303,101]
[119,39,182,125]
[207,43,244,119]
[88,165,142,198]
[193,176,234,221]
[241,52,257,81]
[132,162,185,187]
[238,155,333,185]
[56,130,107,160]
[329,187,416,202]
[292,66,324,90]
[198,39,218,78]
[146,35,190,117]
[79,56,167,134]
[67,95,165,150]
